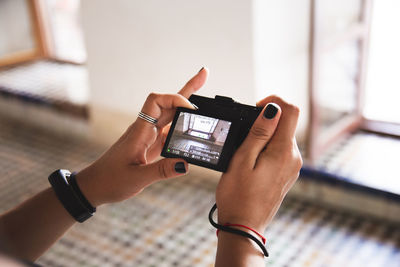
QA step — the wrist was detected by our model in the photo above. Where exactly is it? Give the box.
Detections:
[48,170,96,223]
[219,224,266,245]
[74,167,104,208]
[217,229,265,255]
[210,204,269,258]
[216,230,266,266]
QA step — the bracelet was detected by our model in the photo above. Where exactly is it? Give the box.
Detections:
[48,169,95,223]
[216,223,266,244]
[208,203,269,257]
[68,172,96,214]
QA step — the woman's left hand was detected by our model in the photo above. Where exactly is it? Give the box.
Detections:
[76,68,208,206]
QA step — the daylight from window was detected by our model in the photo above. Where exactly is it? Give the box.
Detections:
[364,0,400,123]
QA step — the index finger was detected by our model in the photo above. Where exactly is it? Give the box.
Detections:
[140,93,197,128]
[178,67,209,98]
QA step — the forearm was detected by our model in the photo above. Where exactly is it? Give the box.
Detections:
[0,70,207,262]
[215,231,265,267]
[0,187,75,261]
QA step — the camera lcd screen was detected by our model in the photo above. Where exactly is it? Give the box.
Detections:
[165,112,232,165]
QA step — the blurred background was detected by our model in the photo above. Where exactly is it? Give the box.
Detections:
[0,0,399,266]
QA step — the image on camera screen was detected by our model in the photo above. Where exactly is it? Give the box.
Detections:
[166,112,232,165]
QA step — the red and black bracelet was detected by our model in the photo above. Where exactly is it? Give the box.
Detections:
[208,203,269,257]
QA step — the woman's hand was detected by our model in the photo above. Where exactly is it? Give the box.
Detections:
[76,68,209,207]
[216,95,302,234]
[215,95,302,266]
[0,68,209,262]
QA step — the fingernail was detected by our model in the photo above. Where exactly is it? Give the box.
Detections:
[175,162,186,173]
[263,103,278,119]
[198,67,204,73]
[191,102,199,110]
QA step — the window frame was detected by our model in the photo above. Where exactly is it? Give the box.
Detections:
[306,0,373,163]
[0,0,52,68]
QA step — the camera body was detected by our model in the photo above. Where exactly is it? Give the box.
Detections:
[161,94,262,172]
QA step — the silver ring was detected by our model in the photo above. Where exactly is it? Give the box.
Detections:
[138,111,158,125]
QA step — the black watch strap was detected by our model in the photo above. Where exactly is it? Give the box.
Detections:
[68,172,96,214]
[48,169,95,223]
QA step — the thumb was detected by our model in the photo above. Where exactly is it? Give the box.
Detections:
[138,158,188,184]
[231,103,281,170]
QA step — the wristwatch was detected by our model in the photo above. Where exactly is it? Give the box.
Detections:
[48,169,96,223]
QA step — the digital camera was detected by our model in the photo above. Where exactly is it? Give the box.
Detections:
[161,94,262,172]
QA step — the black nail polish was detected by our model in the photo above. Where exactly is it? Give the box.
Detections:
[263,103,278,119]
[198,67,204,73]
[175,162,186,173]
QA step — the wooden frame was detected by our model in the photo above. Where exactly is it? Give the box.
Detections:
[0,0,52,68]
[0,0,88,119]
[30,0,54,58]
[306,0,373,164]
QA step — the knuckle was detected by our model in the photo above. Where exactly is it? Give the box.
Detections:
[267,95,300,116]
[268,95,287,108]
[268,94,283,103]
[271,141,296,162]
[294,153,303,172]
[250,125,271,140]
[288,104,300,116]
[157,161,168,179]
[147,92,159,102]
[286,145,303,174]
[184,79,194,88]
[293,104,300,114]
[275,139,294,152]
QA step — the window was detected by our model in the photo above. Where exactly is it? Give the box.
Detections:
[307,0,371,162]
[362,0,400,133]
[307,0,400,196]
[187,114,219,140]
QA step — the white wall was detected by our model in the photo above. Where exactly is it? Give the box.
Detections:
[253,0,310,141]
[0,0,35,56]
[81,1,255,136]
[81,0,310,143]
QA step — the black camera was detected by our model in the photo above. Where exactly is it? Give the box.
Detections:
[161,94,263,172]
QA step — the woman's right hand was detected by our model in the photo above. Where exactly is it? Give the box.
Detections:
[215,95,303,234]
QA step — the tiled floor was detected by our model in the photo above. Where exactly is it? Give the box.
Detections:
[0,113,399,267]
